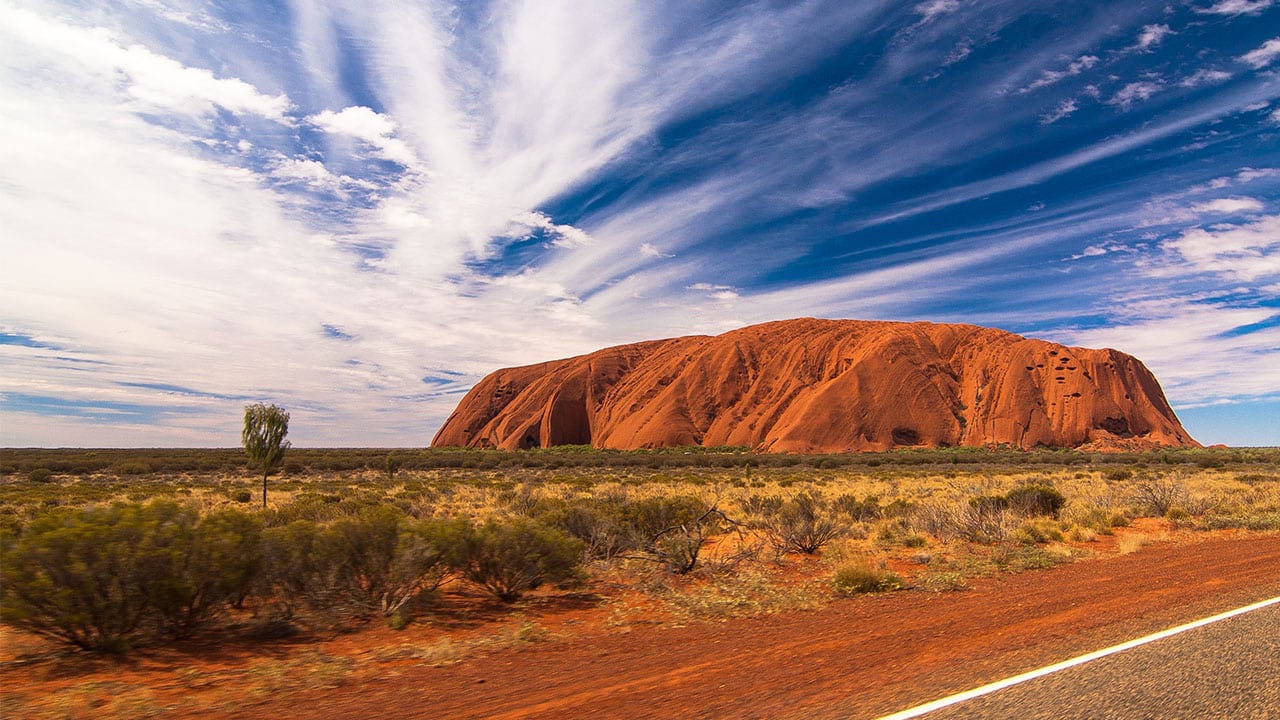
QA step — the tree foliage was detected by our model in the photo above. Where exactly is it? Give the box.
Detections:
[242,403,290,508]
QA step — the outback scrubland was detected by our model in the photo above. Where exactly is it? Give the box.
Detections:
[1,446,1278,717]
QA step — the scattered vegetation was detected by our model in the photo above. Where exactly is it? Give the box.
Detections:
[1,445,1276,657]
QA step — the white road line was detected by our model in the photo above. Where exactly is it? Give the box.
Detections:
[874,594,1280,720]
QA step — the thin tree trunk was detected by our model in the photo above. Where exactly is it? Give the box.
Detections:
[262,471,268,509]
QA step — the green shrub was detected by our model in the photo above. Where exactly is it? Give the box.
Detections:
[832,562,901,595]
[1130,475,1186,517]
[741,493,784,519]
[27,468,53,483]
[258,520,328,618]
[110,461,152,476]
[1011,519,1064,546]
[832,494,881,521]
[615,495,705,545]
[145,504,262,638]
[542,495,708,566]
[1105,468,1133,482]
[463,519,583,602]
[1004,483,1066,518]
[761,493,842,554]
[322,507,470,616]
[540,503,628,560]
[901,533,928,548]
[969,495,1009,514]
[2,503,160,651]
[231,489,253,503]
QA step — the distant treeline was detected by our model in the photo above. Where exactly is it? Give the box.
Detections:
[2,445,1276,478]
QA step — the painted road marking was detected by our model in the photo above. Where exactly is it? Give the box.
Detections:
[874,595,1280,720]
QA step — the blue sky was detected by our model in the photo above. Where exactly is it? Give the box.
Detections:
[1,0,1278,447]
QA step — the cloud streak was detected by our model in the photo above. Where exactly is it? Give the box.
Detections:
[3,0,1279,446]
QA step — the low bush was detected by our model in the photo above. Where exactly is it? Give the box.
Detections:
[2,504,156,651]
[918,500,1007,543]
[463,518,583,602]
[1004,483,1066,518]
[146,504,262,639]
[323,508,471,617]
[832,561,900,595]
[1011,519,1065,546]
[0,502,261,650]
[1131,475,1187,517]
[761,493,842,555]
[831,493,881,522]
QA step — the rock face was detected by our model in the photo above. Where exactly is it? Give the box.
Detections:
[432,318,1198,452]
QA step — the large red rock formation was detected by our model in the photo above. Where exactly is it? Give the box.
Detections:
[432,318,1198,452]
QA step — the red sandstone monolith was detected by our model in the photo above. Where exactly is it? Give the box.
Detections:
[432,318,1197,452]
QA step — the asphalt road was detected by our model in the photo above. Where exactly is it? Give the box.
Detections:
[892,602,1280,720]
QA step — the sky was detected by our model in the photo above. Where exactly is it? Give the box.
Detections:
[1,0,1278,448]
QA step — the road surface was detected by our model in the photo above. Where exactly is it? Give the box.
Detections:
[881,600,1280,719]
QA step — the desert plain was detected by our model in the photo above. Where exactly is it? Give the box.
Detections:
[2,446,1278,718]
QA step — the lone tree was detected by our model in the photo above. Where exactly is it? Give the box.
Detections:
[242,403,290,509]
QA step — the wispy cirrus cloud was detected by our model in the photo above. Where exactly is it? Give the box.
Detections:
[1108,80,1165,110]
[914,0,961,23]
[1155,212,1280,282]
[1132,24,1174,52]
[1019,55,1099,93]
[1041,98,1080,124]
[1196,0,1278,16]
[3,0,1279,446]
[1239,38,1280,69]
[1,4,291,122]
[1179,68,1233,87]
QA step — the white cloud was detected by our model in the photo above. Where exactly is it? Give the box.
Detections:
[1239,38,1280,69]
[943,39,973,66]
[1190,168,1277,193]
[1041,98,1079,124]
[1235,167,1277,183]
[1141,195,1266,225]
[512,212,594,249]
[1108,81,1164,110]
[1179,68,1232,87]
[1069,244,1111,260]
[1272,107,1280,123]
[125,0,227,32]
[2,0,1277,445]
[1020,55,1099,93]
[915,0,960,22]
[308,106,418,166]
[267,155,377,196]
[1133,24,1174,51]
[1056,300,1279,406]
[683,283,740,303]
[1156,213,1280,282]
[1190,197,1265,215]
[1197,0,1277,15]
[0,5,291,122]
[639,243,673,259]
